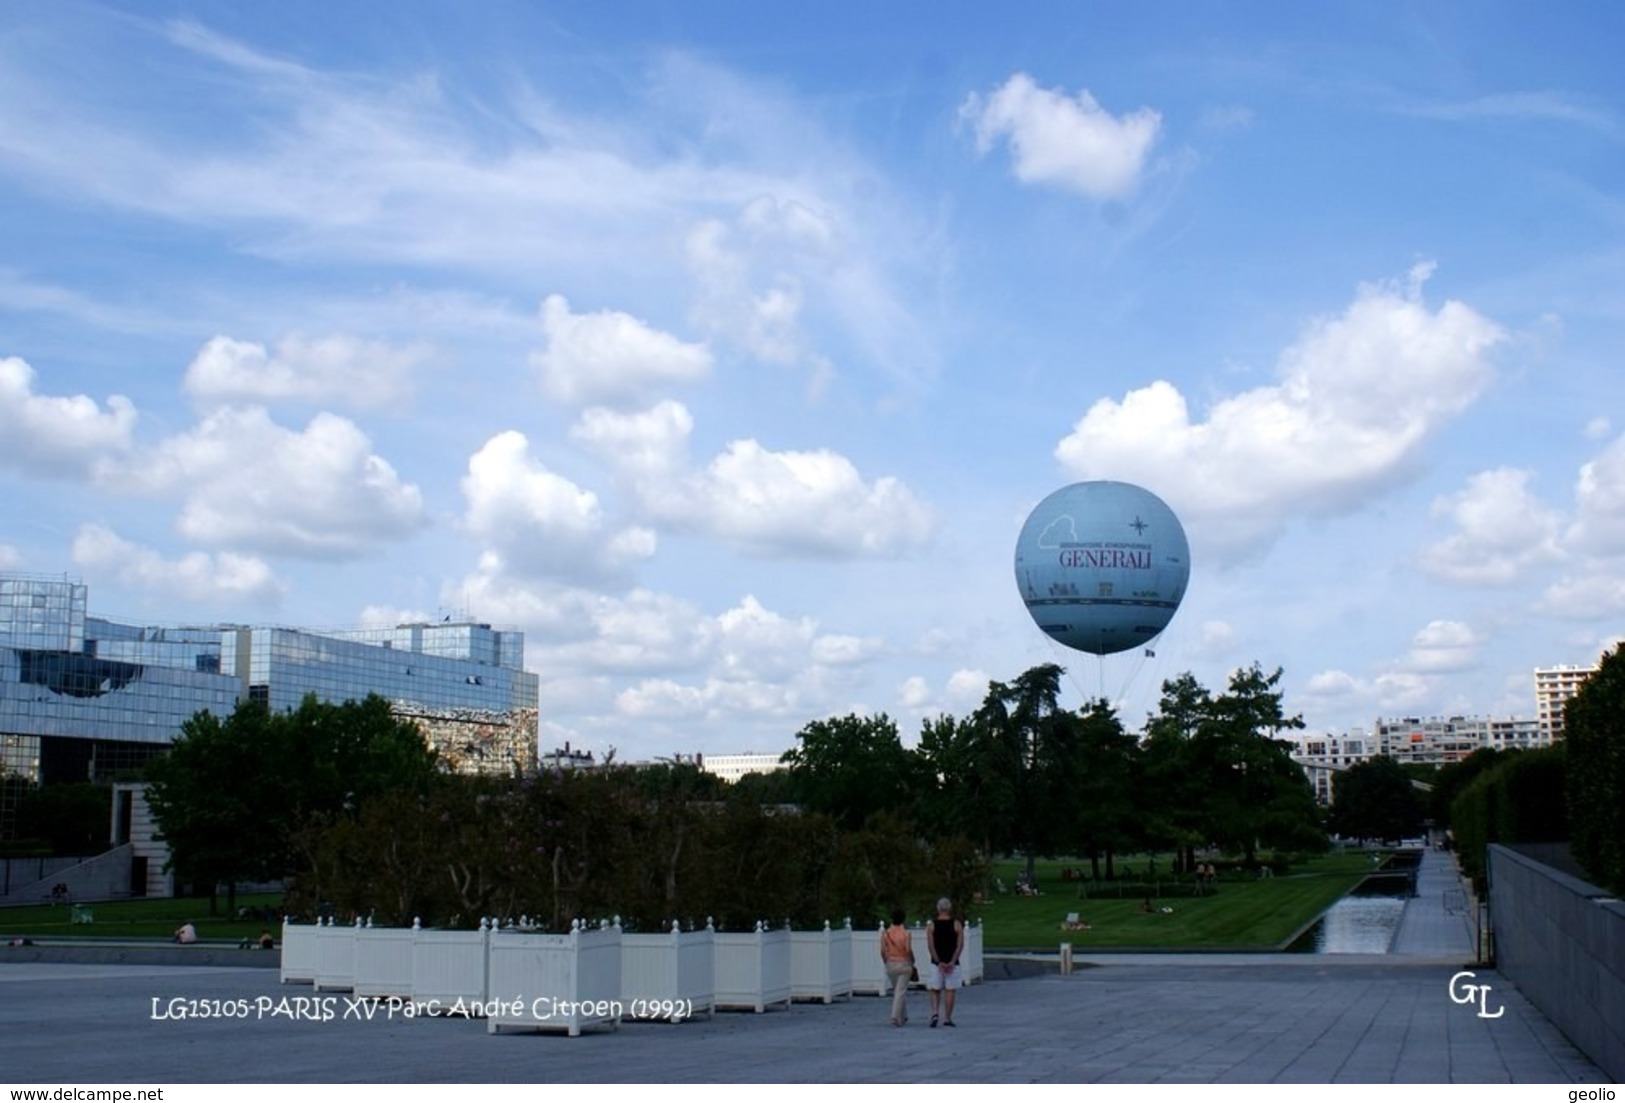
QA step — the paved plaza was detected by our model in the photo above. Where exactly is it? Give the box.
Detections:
[0,850,1610,1084]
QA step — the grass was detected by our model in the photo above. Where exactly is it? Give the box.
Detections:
[973,851,1385,951]
[0,893,282,942]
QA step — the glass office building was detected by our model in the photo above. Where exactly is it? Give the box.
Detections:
[0,572,539,836]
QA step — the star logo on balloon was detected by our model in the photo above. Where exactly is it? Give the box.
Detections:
[1013,481,1191,656]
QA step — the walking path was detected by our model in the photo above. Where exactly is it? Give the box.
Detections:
[0,851,1604,1083]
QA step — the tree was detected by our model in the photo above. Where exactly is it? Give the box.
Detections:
[1199,664,1324,861]
[971,664,1070,880]
[914,710,1014,861]
[1140,665,1324,866]
[783,713,920,831]
[147,693,439,912]
[1138,672,1215,871]
[1328,756,1425,843]
[1565,645,1625,894]
[1057,699,1139,879]
[15,782,112,854]
[1430,748,1503,829]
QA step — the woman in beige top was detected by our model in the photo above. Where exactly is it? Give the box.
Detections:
[880,907,915,1026]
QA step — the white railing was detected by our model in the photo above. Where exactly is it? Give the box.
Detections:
[621,920,715,1020]
[353,920,416,999]
[279,918,319,984]
[713,921,792,1012]
[789,920,853,1003]
[486,919,623,1037]
[313,917,361,992]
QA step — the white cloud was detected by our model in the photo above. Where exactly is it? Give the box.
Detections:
[532,295,712,408]
[699,439,936,557]
[1194,620,1238,658]
[811,633,883,666]
[116,406,425,559]
[357,603,437,627]
[1056,265,1505,560]
[183,333,425,410]
[447,566,885,736]
[1534,436,1625,622]
[461,430,655,584]
[1304,666,1435,721]
[1404,620,1480,674]
[1566,434,1625,557]
[1541,573,1625,621]
[1418,468,1564,585]
[71,524,285,605]
[897,675,932,710]
[0,545,20,571]
[685,202,835,384]
[574,401,936,558]
[946,669,992,707]
[961,72,1161,199]
[895,667,994,721]
[0,356,136,477]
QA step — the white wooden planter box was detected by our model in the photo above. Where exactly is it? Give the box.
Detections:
[353,922,415,999]
[713,922,792,1012]
[621,922,715,1021]
[848,924,889,996]
[411,923,492,1008]
[486,920,623,1037]
[790,921,853,1003]
[313,918,360,992]
[965,920,984,984]
[279,919,319,985]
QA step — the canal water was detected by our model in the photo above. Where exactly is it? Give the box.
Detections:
[1287,864,1415,953]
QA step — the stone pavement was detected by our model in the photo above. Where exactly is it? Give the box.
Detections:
[0,851,1607,1084]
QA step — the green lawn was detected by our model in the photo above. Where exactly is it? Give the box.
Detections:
[974,851,1383,950]
[0,894,282,942]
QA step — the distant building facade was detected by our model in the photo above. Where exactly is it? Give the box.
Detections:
[1291,710,1548,803]
[1373,715,1547,766]
[0,572,539,838]
[1533,663,1597,742]
[539,741,597,770]
[699,751,790,784]
[1288,731,1372,803]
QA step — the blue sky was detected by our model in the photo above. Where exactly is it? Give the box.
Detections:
[2,2,1622,761]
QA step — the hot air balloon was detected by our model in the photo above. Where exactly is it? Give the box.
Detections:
[1013,481,1190,656]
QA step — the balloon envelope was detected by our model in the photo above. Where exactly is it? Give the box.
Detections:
[1013,481,1190,656]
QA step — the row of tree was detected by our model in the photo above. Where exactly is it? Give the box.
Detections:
[143,662,1326,926]
[780,662,1328,878]
[296,772,981,930]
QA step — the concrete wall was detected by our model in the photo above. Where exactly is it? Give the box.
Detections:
[1488,843,1624,1082]
[0,843,134,906]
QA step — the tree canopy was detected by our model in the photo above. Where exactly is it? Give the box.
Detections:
[1328,756,1425,843]
[1563,645,1624,895]
[145,693,439,908]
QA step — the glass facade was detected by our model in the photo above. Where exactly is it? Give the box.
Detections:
[0,572,541,836]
